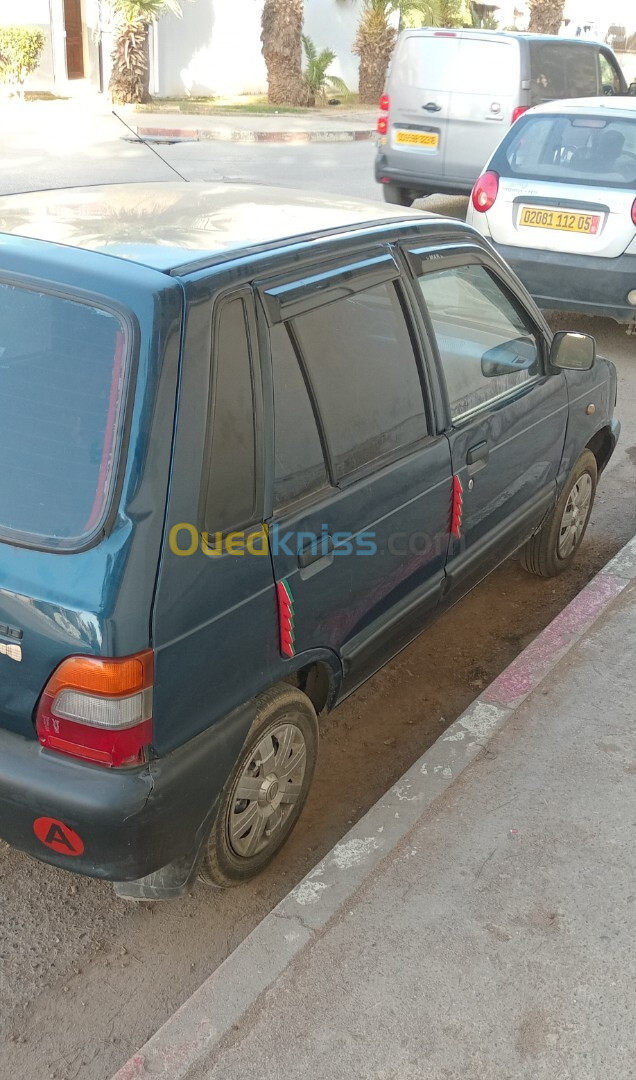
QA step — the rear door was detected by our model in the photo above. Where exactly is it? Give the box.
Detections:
[404,246,568,595]
[260,249,453,689]
[487,111,636,258]
[444,36,521,183]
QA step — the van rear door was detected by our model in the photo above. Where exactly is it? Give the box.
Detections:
[444,36,520,185]
[388,31,458,187]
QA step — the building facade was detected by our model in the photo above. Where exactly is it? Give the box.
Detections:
[1,0,114,93]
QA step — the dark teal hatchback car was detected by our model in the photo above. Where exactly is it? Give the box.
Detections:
[0,183,619,899]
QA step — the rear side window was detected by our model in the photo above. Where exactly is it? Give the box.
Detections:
[0,283,127,547]
[204,297,257,532]
[499,114,636,188]
[529,43,599,104]
[269,323,329,511]
[291,281,428,481]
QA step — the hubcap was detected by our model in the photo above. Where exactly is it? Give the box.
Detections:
[558,473,592,559]
[228,722,307,859]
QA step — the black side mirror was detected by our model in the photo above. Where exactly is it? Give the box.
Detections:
[550,331,595,370]
[481,336,538,378]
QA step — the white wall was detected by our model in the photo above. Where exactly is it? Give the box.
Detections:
[155,0,365,98]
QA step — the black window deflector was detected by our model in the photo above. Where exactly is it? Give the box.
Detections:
[260,254,399,323]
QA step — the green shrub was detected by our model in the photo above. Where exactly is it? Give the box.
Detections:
[0,26,46,86]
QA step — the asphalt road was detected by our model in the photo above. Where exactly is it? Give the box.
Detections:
[1,101,635,1080]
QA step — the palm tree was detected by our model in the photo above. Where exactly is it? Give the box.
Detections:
[528,0,566,35]
[109,0,184,105]
[353,0,462,106]
[261,0,307,106]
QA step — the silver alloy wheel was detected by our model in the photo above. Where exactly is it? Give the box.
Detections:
[558,472,593,559]
[227,722,307,859]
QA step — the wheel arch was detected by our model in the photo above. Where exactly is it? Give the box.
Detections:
[586,426,614,477]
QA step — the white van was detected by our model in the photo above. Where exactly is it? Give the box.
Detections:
[375,30,629,204]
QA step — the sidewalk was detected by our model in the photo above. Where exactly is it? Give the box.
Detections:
[114,537,636,1080]
[134,109,377,144]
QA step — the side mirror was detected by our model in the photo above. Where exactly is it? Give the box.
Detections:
[481,336,538,378]
[550,331,595,371]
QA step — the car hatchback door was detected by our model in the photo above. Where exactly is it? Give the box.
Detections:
[259,250,453,690]
[404,246,569,596]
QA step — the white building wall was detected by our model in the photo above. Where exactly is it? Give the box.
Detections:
[155,0,365,98]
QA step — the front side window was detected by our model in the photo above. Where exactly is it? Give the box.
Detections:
[599,53,622,96]
[204,297,257,532]
[0,283,128,546]
[416,264,540,421]
[291,281,428,481]
[499,113,636,188]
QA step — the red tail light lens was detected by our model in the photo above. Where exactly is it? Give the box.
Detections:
[36,651,154,767]
[512,106,529,124]
[631,198,636,226]
[377,116,388,135]
[471,171,499,213]
[379,94,390,113]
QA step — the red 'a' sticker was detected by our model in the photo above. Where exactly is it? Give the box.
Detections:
[33,817,85,857]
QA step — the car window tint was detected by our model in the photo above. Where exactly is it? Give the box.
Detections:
[499,114,636,188]
[270,323,329,510]
[0,284,127,545]
[205,297,257,531]
[416,264,540,420]
[529,42,599,104]
[291,281,427,481]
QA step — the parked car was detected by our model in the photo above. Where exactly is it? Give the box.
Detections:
[0,183,619,899]
[375,29,628,204]
[466,97,636,326]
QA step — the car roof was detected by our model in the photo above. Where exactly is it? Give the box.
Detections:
[399,28,609,44]
[525,97,636,120]
[0,182,428,274]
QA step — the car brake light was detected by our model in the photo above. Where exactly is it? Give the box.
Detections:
[36,651,154,767]
[631,198,636,226]
[471,170,499,213]
[434,31,457,36]
[511,106,528,124]
[377,116,388,135]
[379,94,390,112]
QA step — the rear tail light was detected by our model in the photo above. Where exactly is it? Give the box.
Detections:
[377,94,390,136]
[631,198,636,226]
[471,170,499,213]
[511,106,528,124]
[36,651,154,767]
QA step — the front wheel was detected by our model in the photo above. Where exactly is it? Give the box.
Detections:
[200,685,318,887]
[520,450,597,578]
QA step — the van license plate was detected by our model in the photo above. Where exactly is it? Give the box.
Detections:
[395,131,439,148]
[519,206,600,234]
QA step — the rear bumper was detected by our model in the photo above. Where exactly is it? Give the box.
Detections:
[374,153,474,196]
[491,244,636,323]
[0,701,255,885]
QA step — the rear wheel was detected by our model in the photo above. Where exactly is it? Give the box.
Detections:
[382,183,413,206]
[520,450,597,578]
[200,685,318,887]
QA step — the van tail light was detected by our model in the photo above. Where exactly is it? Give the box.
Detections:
[511,106,528,124]
[377,93,390,135]
[471,170,499,213]
[36,651,154,768]
[631,198,636,226]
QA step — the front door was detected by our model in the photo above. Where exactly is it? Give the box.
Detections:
[405,250,568,597]
[63,0,85,79]
[260,250,453,690]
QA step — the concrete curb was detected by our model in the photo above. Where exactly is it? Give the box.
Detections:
[136,125,375,145]
[112,535,636,1080]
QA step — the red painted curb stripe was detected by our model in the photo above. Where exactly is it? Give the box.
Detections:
[481,571,626,709]
[137,127,198,138]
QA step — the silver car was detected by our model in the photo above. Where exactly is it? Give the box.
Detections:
[466,97,636,327]
[375,30,628,205]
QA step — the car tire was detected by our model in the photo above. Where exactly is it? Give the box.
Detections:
[199,685,318,888]
[382,184,413,206]
[520,450,597,578]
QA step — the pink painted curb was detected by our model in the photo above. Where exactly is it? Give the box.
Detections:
[111,534,636,1080]
[136,125,375,144]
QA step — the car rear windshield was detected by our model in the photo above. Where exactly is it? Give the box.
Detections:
[397,35,517,96]
[497,114,636,188]
[0,283,128,548]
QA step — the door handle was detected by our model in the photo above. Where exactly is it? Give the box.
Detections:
[298,534,334,571]
[422,102,442,112]
[466,441,489,476]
